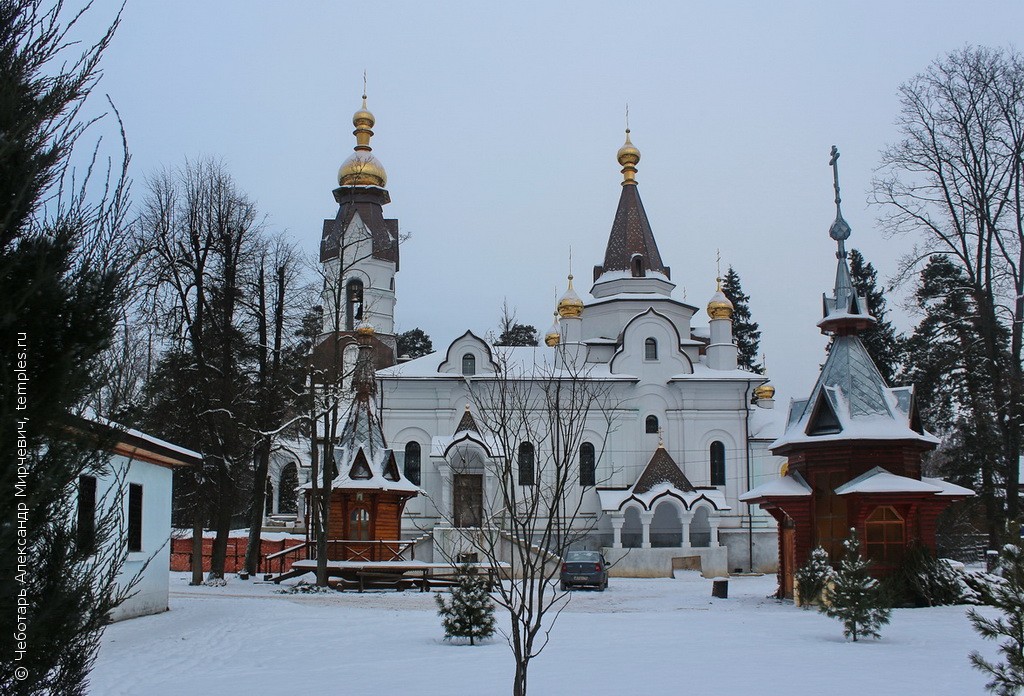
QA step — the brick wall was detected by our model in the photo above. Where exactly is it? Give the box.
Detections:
[170,536,304,573]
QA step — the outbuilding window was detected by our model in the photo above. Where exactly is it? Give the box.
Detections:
[77,475,97,554]
[127,483,143,552]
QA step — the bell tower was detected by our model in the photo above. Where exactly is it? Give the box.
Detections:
[317,92,400,368]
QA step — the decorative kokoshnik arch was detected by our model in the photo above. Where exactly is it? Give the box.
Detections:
[597,443,731,549]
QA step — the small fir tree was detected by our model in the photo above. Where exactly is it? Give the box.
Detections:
[821,529,891,641]
[796,547,834,609]
[435,564,497,645]
[720,266,762,373]
[968,545,1024,695]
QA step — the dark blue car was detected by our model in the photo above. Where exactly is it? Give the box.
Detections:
[560,550,609,591]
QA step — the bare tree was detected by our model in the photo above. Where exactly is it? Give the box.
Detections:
[874,46,1024,542]
[135,158,263,580]
[241,236,307,576]
[446,351,617,696]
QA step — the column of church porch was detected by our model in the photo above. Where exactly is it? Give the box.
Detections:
[640,511,654,549]
[708,514,721,547]
[439,463,452,523]
[610,513,625,549]
[679,511,693,548]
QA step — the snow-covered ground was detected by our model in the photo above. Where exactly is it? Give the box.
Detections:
[91,571,996,695]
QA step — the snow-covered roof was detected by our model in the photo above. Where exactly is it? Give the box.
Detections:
[834,467,943,495]
[738,471,812,501]
[597,483,730,513]
[771,335,938,451]
[748,406,786,441]
[670,363,767,382]
[379,343,633,381]
[920,477,975,497]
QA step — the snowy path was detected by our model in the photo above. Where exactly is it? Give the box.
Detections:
[90,572,994,695]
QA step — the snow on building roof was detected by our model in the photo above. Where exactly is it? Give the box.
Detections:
[597,483,730,513]
[771,338,939,451]
[919,477,975,497]
[739,471,812,501]
[834,466,943,495]
[748,406,786,440]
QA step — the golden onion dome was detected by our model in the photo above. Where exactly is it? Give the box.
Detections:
[707,277,734,320]
[617,129,640,185]
[338,151,388,187]
[355,321,375,337]
[338,94,388,187]
[754,383,776,400]
[557,274,584,318]
[544,311,560,347]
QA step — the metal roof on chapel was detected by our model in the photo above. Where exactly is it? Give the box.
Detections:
[593,131,670,282]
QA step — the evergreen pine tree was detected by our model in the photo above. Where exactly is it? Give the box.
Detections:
[902,256,1005,542]
[435,564,497,645]
[969,545,1024,695]
[1,3,132,693]
[720,266,762,373]
[848,249,903,385]
[795,547,834,609]
[397,327,433,358]
[821,529,891,641]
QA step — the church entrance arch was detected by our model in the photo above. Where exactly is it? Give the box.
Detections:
[690,506,711,547]
[650,501,682,547]
[622,506,643,548]
[453,474,483,528]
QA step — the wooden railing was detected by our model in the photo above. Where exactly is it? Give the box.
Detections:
[262,539,417,577]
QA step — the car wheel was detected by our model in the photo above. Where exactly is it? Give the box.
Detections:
[560,582,568,592]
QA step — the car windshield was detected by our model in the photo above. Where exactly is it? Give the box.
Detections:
[566,551,600,562]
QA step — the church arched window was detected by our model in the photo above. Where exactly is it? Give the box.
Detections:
[644,337,658,360]
[631,255,645,277]
[710,441,726,486]
[645,415,659,434]
[279,463,298,514]
[579,442,596,487]
[462,353,476,376]
[345,278,364,331]
[518,442,535,486]
[404,442,422,486]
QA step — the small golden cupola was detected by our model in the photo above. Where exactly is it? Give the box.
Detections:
[707,277,734,320]
[754,382,776,400]
[544,309,561,347]
[617,128,641,186]
[557,274,584,318]
[338,94,388,188]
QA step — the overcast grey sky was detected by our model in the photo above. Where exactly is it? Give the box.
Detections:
[86,0,1023,403]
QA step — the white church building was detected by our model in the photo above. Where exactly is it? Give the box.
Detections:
[284,99,787,576]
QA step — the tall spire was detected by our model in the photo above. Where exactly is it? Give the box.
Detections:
[818,146,874,335]
[593,125,671,287]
